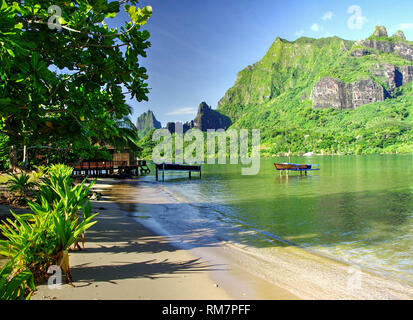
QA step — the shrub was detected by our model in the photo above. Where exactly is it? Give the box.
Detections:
[7,173,36,198]
[0,164,99,299]
[0,259,35,300]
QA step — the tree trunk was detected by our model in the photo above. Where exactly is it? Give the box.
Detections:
[22,144,28,169]
[9,145,18,173]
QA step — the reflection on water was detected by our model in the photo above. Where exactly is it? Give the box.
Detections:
[158,155,413,284]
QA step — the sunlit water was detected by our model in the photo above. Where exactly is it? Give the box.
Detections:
[143,155,413,285]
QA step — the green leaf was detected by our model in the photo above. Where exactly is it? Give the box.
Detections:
[6,48,14,57]
[31,52,40,69]
[0,0,7,10]
[107,1,120,13]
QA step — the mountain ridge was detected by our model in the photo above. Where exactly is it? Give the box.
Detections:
[216,25,413,155]
[136,110,162,138]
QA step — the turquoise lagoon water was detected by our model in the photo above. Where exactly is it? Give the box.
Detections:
[150,155,413,284]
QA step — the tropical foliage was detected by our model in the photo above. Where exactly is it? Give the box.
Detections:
[0,0,151,169]
[217,35,413,156]
[0,133,9,171]
[0,258,36,300]
[0,164,98,299]
[6,172,36,197]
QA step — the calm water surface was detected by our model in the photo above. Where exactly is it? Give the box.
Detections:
[155,155,413,284]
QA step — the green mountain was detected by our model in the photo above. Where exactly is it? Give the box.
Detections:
[217,26,413,155]
[136,110,162,138]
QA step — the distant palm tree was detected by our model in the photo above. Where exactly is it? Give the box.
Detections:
[104,104,141,153]
[111,115,141,152]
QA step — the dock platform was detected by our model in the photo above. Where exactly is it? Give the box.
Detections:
[72,160,151,177]
[155,163,201,181]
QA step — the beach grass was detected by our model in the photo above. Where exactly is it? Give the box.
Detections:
[0,174,10,184]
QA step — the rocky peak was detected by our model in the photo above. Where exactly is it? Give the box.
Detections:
[166,102,232,134]
[351,26,413,61]
[193,102,232,132]
[136,110,161,134]
[392,30,406,41]
[197,102,210,114]
[373,25,388,38]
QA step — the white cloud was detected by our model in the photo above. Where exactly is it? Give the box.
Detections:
[322,11,334,21]
[310,23,320,32]
[166,107,197,116]
[398,23,413,30]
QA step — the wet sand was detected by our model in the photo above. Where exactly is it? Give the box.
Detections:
[102,179,413,299]
[32,179,295,300]
[29,178,413,300]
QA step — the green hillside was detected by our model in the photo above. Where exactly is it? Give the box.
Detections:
[218,27,413,156]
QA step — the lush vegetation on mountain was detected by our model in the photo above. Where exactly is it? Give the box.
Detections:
[217,30,413,156]
[136,110,162,139]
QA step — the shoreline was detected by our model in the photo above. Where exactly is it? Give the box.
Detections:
[108,178,413,300]
[32,178,296,300]
[25,177,413,300]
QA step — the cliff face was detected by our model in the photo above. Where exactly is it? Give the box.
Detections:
[311,78,385,110]
[202,26,413,156]
[167,102,232,134]
[192,102,232,131]
[136,110,162,136]
[353,39,413,61]
[217,26,413,117]
[312,63,413,109]
[350,27,413,61]
[311,27,413,110]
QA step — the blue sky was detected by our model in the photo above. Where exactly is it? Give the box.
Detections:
[109,0,413,126]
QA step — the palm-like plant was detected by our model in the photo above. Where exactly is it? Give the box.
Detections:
[7,173,36,197]
[0,164,99,294]
[94,105,141,152]
[34,164,75,205]
[49,202,98,282]
[107,115,141,153]
[31,165,49,183]
[0,259,35,300]
[0,205,98,285]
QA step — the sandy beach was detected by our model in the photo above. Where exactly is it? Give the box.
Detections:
[32,179,297,300]
[28,178,413,300]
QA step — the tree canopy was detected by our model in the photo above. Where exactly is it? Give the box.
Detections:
[0,0,152,168]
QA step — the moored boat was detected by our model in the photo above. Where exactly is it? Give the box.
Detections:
[274,163,320,172]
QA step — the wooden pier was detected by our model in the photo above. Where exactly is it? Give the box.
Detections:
[155,163,201,181]
[72,160,151,177]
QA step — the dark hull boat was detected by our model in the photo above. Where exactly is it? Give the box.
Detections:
[274,163,311,170]
[274,163,320,174]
